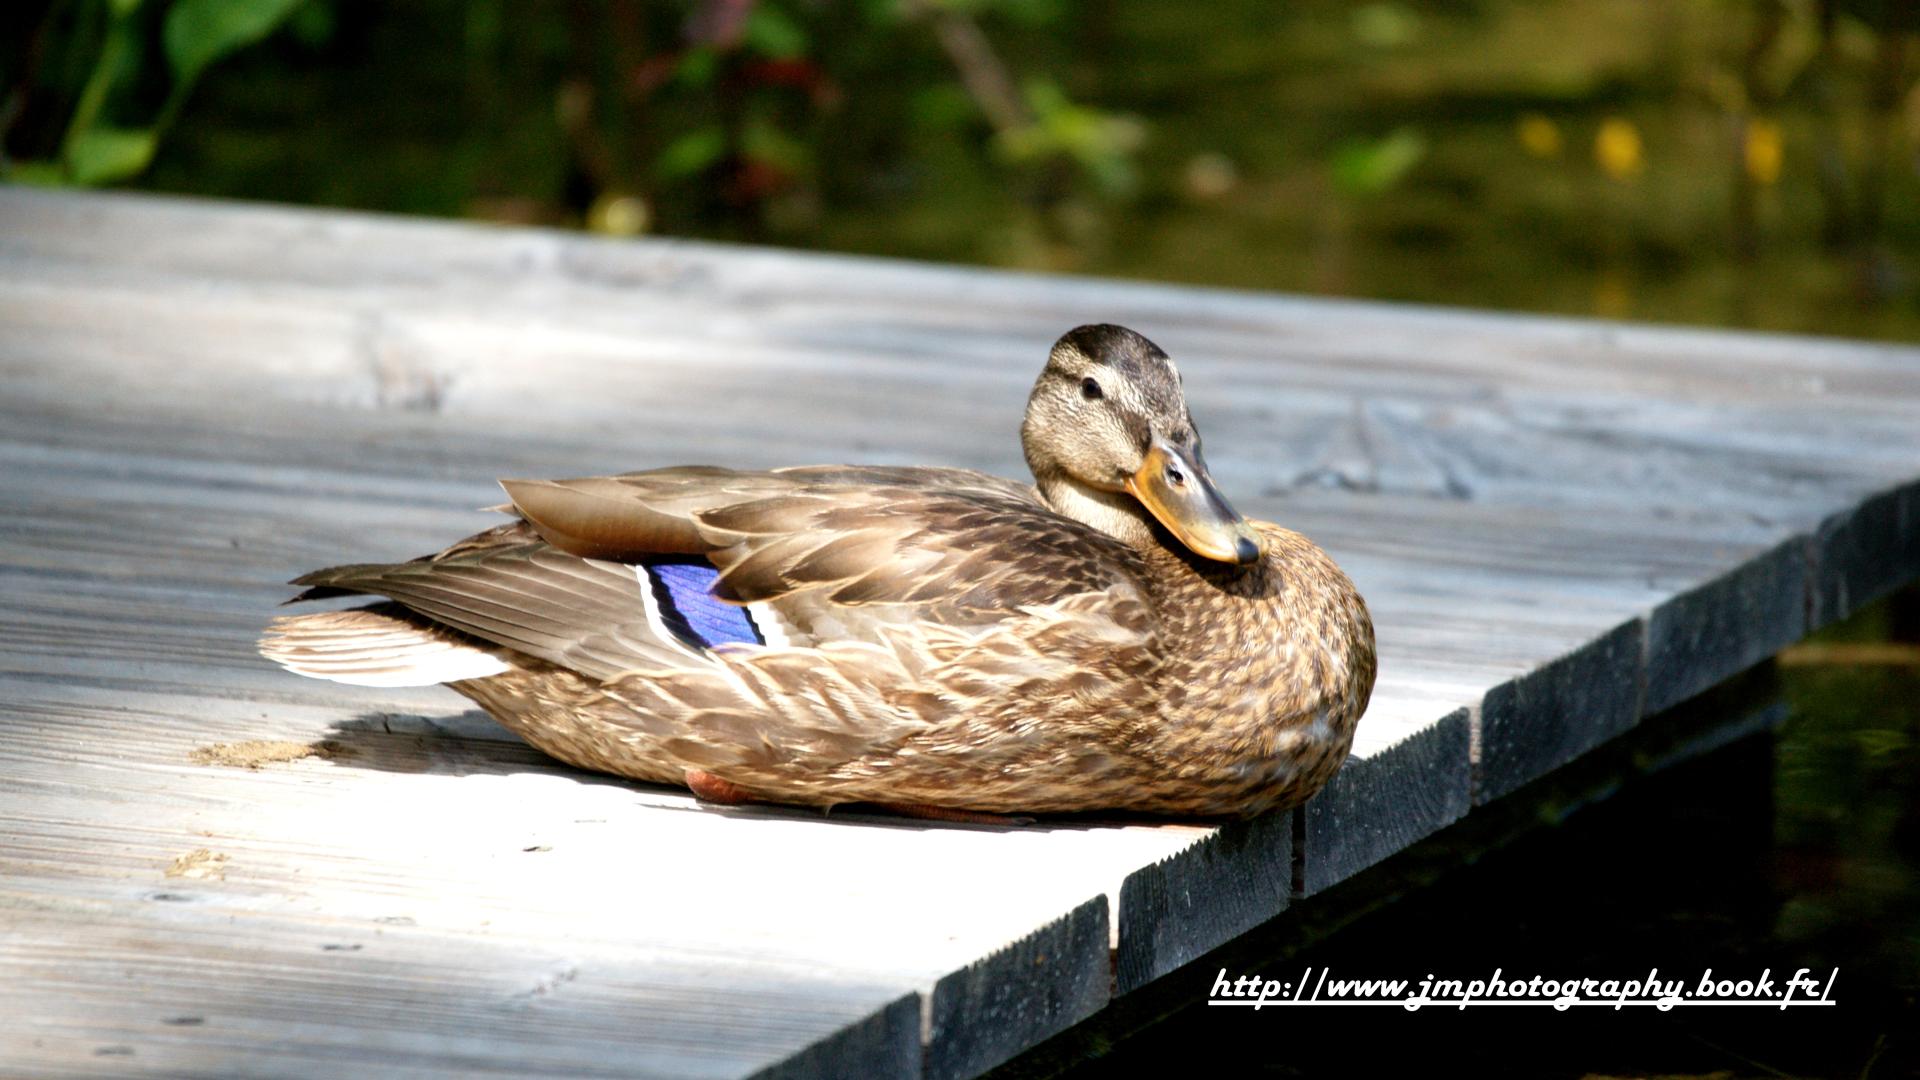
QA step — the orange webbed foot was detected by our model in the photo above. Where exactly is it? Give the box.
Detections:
[684,769,755,805]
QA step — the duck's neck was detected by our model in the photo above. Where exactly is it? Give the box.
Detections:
[1035,473,1161,551]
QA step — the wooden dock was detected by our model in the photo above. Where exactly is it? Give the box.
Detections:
[2,187,1916,1078]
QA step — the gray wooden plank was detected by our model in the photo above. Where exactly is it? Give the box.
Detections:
[1113,812,1293,993]
[7,188,1920,416]
[6,189,1916,411]
[1644,535,1809,716]
[0,670,1189,973]
[1810,478,1920,630]
[1299,706,1473,893]
[0,677,1148,1080]
[748,994,922,1080]
[0,903,912,1080]
[924,897,1109,1080]
[1476,619,1645,804]
[5,190,1919,504]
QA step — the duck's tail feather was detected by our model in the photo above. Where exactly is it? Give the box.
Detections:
[259,602,513,687]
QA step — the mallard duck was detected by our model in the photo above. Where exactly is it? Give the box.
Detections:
[262,325,1375,819]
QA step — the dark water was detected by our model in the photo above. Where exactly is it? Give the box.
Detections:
[1012,593,1920,1079]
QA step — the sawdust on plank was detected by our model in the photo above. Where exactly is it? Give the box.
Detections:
[165,849,229,880]
[189,740,337,769]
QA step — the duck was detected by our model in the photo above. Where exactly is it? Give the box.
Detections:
[261,325,1375,819]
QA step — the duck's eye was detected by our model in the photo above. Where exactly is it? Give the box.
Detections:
[1080,377,1104,400]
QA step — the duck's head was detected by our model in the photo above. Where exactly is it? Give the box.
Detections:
[1022,324,1264,566]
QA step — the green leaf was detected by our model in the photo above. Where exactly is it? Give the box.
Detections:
[743,118,810,175]
[66,126,159,185]
[164,0,308,85]
[743,5,807,60]
[1,161,74,187]
[910,84,974,129]
[1000,79,1145,195]
[62,6,143,164]
[673,47,719,89]
[1023,79,1069,120]
[1330,127,1426,197]
[656,128,727,180]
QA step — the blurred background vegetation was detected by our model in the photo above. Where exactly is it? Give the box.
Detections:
[3,0,1917,342]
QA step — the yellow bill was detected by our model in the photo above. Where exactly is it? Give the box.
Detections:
[1124,437,1264,565]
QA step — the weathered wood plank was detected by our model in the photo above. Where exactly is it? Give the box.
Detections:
[1113,813,1292,993]
[0,903,916,1080]
[8,190,1919,415]
[0,679,1162,1080]
[1810,479,1920,631]
[1644,536,1810,717]
[1300,706,1473,893]
[924,897,1109,1080]
[1476,619,1644,804]
[750,995,922,1080]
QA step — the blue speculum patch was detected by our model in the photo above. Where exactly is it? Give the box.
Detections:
[644,558,764,649]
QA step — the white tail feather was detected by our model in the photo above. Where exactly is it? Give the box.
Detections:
[260,606,512,687]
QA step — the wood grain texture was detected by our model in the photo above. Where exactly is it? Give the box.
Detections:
[1810,479,1920,630]
[748,994,922,1080]
[3,187,1918,1078]
[1113,812,1292,993]
[1300,707,1472,894]
[924,897,1110,1080]
[1477,620,1644,805]
[1644,536,1809,716]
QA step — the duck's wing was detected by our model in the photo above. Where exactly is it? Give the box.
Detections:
[500,465,1147,647]
[276,519,696,681]
[270,466,1146,686]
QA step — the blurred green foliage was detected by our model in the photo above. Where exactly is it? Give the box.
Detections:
[7,0,310,185]
[2,0,1917,341]
[1330,127,1427,197]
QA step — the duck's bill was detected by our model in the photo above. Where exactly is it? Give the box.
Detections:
[1125,439,1265,565]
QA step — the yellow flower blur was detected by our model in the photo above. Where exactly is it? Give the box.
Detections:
[1595,117,1643,180]
[1745,119,1783,186]
[1517,113,1561,158]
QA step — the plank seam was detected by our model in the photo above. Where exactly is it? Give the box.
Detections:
[1465,700,1483,806]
